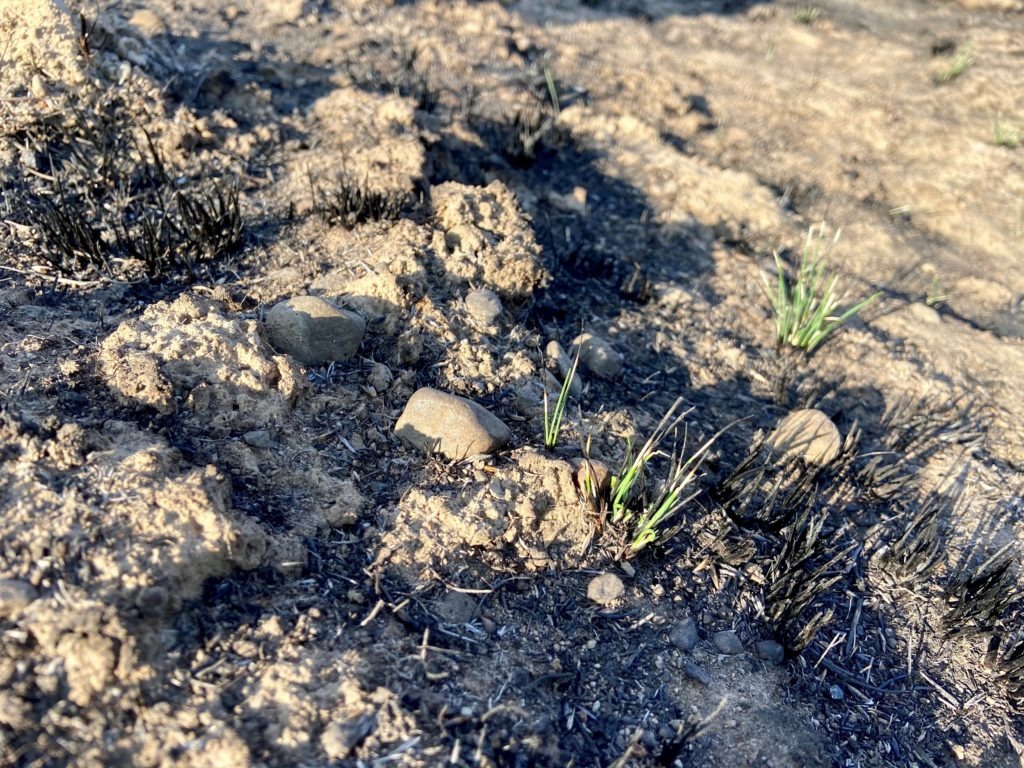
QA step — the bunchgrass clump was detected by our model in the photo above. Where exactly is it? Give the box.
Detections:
[993,119,1023,149]
[793,6,821,24]
[934,46,973,84]
[543,348,580,451]
[608,398,731,556]
[767,225,880,354]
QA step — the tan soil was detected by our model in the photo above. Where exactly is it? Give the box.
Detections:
[2,0,1024,767]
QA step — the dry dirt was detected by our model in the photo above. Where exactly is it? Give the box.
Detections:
[2,0,1024,766]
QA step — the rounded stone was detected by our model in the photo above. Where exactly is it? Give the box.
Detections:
[545,340,583,398]
[394,387,512,460]
[572,333,623,380]
[768,408,842,466]
[264,295,366,366]
[712,629,744,654]
[464,288,503,328]
[587,573,625,605]
[754,639,785,665]
[669,617,700,652]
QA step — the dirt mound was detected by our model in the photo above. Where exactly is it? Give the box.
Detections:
[99,292,305,434]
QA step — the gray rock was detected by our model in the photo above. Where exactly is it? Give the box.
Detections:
[670,618,700,652]
[367,362,393,394]
[515,378,546,418]
[769,408,842,466]
[465,288,503,328]
[0,579,37,618]
[545,340,583,398]
[829,684,845,701]
[754,639,785,665]
[682,659,711,686]
[394,388,512,460]
[712,629,744,655]
[321,713,377,760]
[587,573,625,605]
[264,295,365,365]
[572,332,623,379]
[243,429,273,449]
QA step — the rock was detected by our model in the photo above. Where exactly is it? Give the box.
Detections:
[0,579,37,618]
[515,378,546,418]
[572,333,623,380]
[829,684,845,701]
[712,629,744,655]
[768,408,842,466]
[682,659,711,686]
[908,302,942,325]
[243,429,272,449]
[264,295,365,366]
[545,340,583,398]
[587,573,625,605]
[394,388,512,460]
[367,363,393,394]
[465,288,503,328]
[670,617,700,652]
[754,639,785,665]
[321,713,377,760]
[574,458,611,498]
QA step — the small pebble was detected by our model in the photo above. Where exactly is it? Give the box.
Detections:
[682,659,711,686]
[754,639,785,665]
[243,429,273,449]
[545,340,583,398]
[712,629,744,655]
[829,684,845,701]
[587,573,625,606]
[669,618,700,652]
[465,288,503,328]
[572,332,623,379]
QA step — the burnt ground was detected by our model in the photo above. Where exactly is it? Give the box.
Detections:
[2,0,1024,766]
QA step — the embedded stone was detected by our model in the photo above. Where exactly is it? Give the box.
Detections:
[755,639,785,665]
[587,573,625,605]
[572,332,623,379]
[465,288,503,328]
[670,617,700,652]
[264,295,365,366]
[394,388,512,460]
[712,629,744,654]
[769,408,842,466]
[545,340,583,398]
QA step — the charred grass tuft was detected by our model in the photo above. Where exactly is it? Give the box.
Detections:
[9,84,244,281]
[308,169,407,228]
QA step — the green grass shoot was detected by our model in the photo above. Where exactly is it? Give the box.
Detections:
[767,225,880,354]
[543,346,580,450]
[934,46,973,84]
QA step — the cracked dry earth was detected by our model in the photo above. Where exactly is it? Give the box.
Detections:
[2,0,1024,766]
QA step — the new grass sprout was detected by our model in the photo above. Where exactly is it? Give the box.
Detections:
[543,347,580,450]
[934,46,973,84]
[608,398,733,555]
[767,225,880,354]
[993,119,1023,149]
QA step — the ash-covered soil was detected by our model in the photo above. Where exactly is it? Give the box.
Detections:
[2,0,1024,766]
